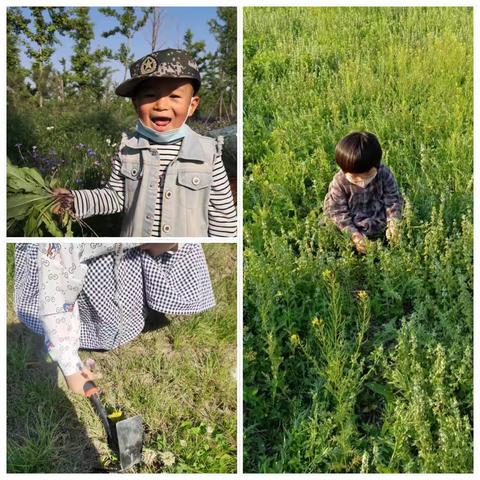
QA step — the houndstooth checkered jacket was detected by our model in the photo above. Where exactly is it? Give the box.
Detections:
[323,164,403,238]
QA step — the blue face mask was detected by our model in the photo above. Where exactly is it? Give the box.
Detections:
[136,119,188,144]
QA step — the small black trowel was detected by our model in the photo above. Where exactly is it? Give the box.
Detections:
[83,381,144,471]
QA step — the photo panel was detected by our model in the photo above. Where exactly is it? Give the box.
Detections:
[7,6,237,239]
[243,6,473,473]
[7,241,237,473]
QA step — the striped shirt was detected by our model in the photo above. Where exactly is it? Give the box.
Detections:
[72,139,237,237]
[323,164,403,239]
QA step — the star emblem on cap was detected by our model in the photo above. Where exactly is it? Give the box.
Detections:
[140,56,157,74]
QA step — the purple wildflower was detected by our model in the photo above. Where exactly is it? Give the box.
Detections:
[87,148,95,157]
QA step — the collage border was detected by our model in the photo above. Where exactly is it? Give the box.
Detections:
[2,0,478,477]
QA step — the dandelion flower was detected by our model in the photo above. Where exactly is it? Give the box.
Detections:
[107,410,123,420]
[142,448,158,466]
[290,333,300,346]
[159,451,176,467]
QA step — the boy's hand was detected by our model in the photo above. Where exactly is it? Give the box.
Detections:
[139,243,178,256]
[65,366,102,396]
[52,188,74,214]
[386,219,400,245]
[352,231,367,254]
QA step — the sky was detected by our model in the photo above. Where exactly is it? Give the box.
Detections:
[17,7,220,85]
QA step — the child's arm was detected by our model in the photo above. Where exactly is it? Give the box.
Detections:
[52,154,125,219]
[324,177,367,252]
[207,154,237,237]
[324,176,361,236]
[382,166,403,243]
[382,165,403,221]
[37,244,88,380]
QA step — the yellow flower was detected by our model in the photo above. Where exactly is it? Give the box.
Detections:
[311,317,324,328]
[322,269,333,281]
[107,410,123,421]
[290,334,300,346]
[356,290,369,302]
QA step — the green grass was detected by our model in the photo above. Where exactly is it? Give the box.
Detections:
[243,7,472,473]
[7,243,237,473]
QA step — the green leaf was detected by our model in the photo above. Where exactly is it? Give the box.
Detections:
[7,171,44,194]
[24,210,39,236]
[41,212,64,237]
[23,167,50,191]
[376,466,396,473]
[7,160,50,194]
[61,212,74,237]
[7,194,52,220]
[366,382,394,404]
[7,177,44,194]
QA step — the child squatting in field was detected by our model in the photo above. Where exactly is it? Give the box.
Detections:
[14,243,215,395]
[53,49,237,238]
[323,132,403,253]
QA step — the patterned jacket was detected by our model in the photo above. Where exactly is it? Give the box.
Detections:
[323,164,403,238]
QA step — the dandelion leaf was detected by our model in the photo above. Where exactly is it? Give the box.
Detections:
[42,212,64,237]
[7,194,50,220]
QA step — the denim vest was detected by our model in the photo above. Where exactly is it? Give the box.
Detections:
[118,125,220,237]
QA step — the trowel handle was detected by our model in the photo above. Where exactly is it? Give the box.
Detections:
[83,381,115,448]
[83,380,99,398]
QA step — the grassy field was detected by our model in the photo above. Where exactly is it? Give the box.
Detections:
[243,7,472,473]
[7,243,237,473]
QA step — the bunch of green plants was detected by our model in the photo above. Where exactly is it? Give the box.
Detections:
[244,7,472,473]
[7,160,73,236]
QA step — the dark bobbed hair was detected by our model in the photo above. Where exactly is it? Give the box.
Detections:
[335,131,382,174]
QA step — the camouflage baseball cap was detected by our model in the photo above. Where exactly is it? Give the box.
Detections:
[115,48,201,97]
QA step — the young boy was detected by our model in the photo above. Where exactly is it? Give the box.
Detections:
[54,49,237,237]
[323,131,403,253]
